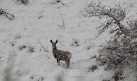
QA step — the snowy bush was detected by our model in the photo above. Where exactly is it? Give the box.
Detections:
[82,1,137,81]
[16,0,29,5]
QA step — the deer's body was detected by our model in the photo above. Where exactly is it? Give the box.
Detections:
[50,40,72,68]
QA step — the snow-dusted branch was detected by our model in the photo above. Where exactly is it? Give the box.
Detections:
[81,2,127,37]
[0,9,14,20]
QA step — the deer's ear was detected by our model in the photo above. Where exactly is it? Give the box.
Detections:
[50,40,53,43]
[55,40,58,43]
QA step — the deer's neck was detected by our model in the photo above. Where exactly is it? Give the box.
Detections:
[52,46,58,58]
[52,46,57,53]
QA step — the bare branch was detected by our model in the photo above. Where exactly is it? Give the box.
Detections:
[97,19,113,35]
[0,9,14,20]
[39,40,49,52]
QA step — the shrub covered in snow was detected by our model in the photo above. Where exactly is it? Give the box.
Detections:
[82,1,137,81]
[16,0,29,5]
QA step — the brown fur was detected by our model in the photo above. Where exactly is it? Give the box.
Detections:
[50,40,72,68]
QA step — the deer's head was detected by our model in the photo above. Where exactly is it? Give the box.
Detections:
[50,40,58,50]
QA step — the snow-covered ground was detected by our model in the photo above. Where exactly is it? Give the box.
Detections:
[0,0,137,81]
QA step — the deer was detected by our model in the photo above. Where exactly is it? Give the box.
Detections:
[50,40,72,68]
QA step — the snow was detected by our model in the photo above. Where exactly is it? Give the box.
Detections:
[0,0,137,81]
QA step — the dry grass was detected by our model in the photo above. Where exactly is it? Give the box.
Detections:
[88,65,98,72]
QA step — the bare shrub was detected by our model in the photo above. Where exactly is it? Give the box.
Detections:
[82,1,137,80]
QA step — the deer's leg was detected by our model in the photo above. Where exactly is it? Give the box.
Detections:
[65,59,70,68]
[57,59,60,66]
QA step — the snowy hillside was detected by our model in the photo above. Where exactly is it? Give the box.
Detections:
[0,0,137,81]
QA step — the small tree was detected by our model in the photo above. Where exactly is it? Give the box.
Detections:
[81,2,137,81]
[81,2,127,37]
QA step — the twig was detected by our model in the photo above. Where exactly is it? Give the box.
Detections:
[0,9,14,20]
[4,12,14,20]
[38,40,50,59]
[57,11,65,29]
[39,40,49,52]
